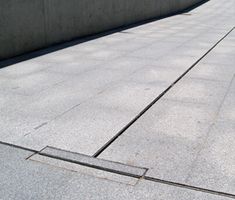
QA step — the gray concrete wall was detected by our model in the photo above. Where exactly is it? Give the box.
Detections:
[0,0,203,60]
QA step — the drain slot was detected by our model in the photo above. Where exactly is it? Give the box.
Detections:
[30,146,148,179]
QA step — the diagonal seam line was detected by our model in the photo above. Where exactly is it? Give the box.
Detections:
[144,176,235,199]
[26,146,148,179]
[185,73,235,182]
[36,152,146,179]
[93,26,235,158]
[30,144,235,199]
[0,141,234,198]
[0,140,37,153]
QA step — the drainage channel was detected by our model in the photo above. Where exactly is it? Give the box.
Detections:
[1,141,234,198]
[27,145,235,199]
[93,26,235,158]
[0,140,37,153]
[28,146,148,179]
[144,176,235,199]
[0,27,234,199]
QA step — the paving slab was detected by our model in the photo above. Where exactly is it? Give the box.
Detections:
[185,121,235,194]
[99,99,217,182]
[1,67,142,142]
[188,62,235,82]
[0,143,233,200]
[0,0,235,199]
[0,70,73,96]
[37,146,147,177]
[217,77,235,123]
[99,31,235,195]
[29,154,139,186]
[15,80,168,154]
[0,0,234,179]
[201,52,235,66]
[164,77,230,106]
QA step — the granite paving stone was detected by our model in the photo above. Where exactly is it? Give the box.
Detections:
[163,77,230,106]
[29,154,140,186]
[99,99,217,183]
[0,0,234,158]
[188,62,235,82]
[0,0,234,198]
[185,121,235,194]
[16,80,168,154]
[0,143,233,200]
[99,24,235,195]
[38,146,147,177]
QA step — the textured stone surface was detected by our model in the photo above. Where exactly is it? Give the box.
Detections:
[99,99,217,183]
[38,146,147,177]
[0,143,232,200]
[0,0,235,198]
[99,25,235,194]
[185,121,235,194]
[30,154,139,186]
[0,0,234,157]
[164,77,230,106]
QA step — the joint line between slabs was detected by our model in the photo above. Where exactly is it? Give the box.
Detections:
[144,176,235,199]
[92,27,235,158]
[1,141,234,198]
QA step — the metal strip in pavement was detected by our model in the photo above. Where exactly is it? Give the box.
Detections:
[93,26,235,158]
[34,146,148,178]
[144,176,235,199]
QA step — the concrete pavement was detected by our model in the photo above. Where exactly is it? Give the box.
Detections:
[0,0,234,199]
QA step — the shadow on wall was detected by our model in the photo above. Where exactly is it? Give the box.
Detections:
[0,0,209,68]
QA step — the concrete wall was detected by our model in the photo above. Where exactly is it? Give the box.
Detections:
[0,0,203,60]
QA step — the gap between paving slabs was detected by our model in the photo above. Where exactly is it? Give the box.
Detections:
[0,27,234,198]
[93,27,235,158]
[27,146,148,179]
[26,146,235,199]
[1,141,234,199]
[1,18,234,200]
